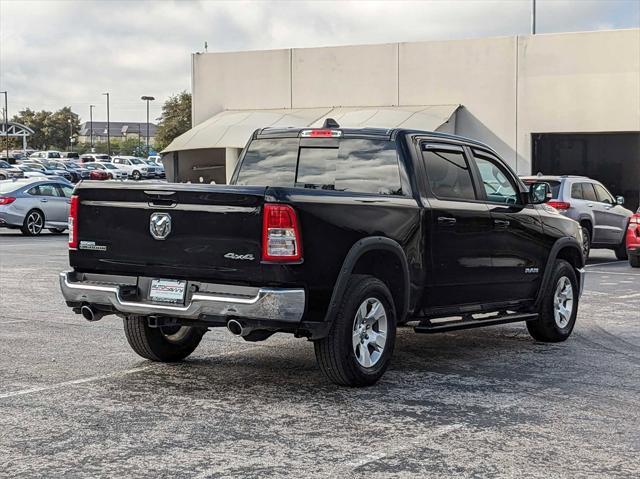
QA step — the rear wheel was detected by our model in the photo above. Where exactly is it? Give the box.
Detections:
[314,275,396,387]
[21,209,44,236]
[614,241,628,260]
[123,316,206,362]
[527,259,578,342]
[630,255,640,268]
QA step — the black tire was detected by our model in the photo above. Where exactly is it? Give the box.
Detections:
[614,241,628,260]
[123,316,206,362]
[580,226,591,259]
[630,255,640,268]
[527,259,578,342]
[132,170,141,181]
[48,228,66,234]
[314,275,396,387]
[21,209,45,236]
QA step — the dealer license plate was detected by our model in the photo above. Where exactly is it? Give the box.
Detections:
[149,279,186,304]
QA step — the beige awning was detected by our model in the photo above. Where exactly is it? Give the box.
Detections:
[162,104,460,153]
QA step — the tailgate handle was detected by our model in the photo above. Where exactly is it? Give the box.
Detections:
[145,190,176,207]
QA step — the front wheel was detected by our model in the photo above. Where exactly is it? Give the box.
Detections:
[527,260,578,342]
[123,316,206,362]
[314,275,396,387]
[131,170,141,181]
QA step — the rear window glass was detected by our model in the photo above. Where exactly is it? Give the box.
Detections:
[236,138,403,195]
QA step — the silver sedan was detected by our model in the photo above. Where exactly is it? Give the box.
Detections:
[0,178,74,236]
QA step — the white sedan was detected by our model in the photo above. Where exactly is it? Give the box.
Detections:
[84,162,129,180]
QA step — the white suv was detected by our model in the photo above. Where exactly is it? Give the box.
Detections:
[112,156,160,180]
[29,151,63,160]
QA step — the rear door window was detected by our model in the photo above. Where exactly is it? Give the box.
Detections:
[581,183,598,202]
[422,145,476,201]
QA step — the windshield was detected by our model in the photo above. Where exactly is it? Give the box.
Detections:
[103,163,117,169]
[129,158,144,165]
[0,160,10,168]
[95,155,110,160]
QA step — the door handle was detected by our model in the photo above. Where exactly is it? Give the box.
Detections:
[40,199,48,203]
[437,217,457,226]
[587,203,593,207]
[494,219,510,228]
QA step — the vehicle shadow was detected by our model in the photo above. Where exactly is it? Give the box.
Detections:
[140,325,583,397]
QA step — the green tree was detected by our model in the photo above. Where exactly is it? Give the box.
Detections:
[12,107,80,150]
[155,91,191,150]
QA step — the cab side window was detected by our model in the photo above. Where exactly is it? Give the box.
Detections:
[422,146,476,201]
[473,152,519,204]
[594,184,614,204]
[59,185,73,198]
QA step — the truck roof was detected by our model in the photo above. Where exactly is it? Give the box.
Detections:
[254,127,493,150]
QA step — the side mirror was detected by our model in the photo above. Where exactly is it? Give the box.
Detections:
[616,196,625,206]
[529,182,551,204]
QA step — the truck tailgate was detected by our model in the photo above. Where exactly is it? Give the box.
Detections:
[70,182,266,283]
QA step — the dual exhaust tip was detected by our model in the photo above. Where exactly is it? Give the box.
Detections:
[81,305,247,337]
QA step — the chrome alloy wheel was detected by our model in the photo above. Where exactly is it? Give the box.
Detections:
[160,325,192,343]
[27,211,44,235]
[352,297,388,368]
[553,276,574,329]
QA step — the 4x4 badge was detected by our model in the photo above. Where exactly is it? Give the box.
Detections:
[150,213,172,240]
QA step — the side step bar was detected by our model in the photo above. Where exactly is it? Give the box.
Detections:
[414,312,538,334]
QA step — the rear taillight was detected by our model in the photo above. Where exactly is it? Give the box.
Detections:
[262,204,302,262]
[0,196,16,205]
[68,195,79,250]
[548,201,571,211]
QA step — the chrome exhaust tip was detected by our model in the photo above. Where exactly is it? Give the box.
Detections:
[227,319,243,336]
[80,305,104,322]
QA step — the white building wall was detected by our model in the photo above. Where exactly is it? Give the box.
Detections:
[516,29,640,174]
[192,29,640,175]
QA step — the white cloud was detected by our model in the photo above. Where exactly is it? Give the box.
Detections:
[0,0,637,123]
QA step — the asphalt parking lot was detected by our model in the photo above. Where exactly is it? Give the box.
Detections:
[1,230,639,478]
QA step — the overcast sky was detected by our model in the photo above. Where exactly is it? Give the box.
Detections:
[1,0,638,124]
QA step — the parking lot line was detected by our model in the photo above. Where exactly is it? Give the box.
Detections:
[0,366,153,400]
[586,271,640,276]
[618,292,640,299]
[347,423,464,469]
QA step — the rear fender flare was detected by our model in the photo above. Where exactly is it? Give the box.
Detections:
[324,237,410,325]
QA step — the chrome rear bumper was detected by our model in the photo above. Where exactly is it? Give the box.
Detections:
[59,271,305,322]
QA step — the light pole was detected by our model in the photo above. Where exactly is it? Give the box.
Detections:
[68,118,73,152]
[89,104,95,150]
[141,95,155,154]
[531,0,536,35]
[102,92,110,156]
[1,91,8,160]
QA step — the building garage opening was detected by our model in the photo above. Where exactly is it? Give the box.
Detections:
[532,133,640,212]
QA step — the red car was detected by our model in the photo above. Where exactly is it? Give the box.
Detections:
[627,208,640,268]
[89,169,109,181]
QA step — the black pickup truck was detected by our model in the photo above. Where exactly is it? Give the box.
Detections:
[60,123,586,386]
